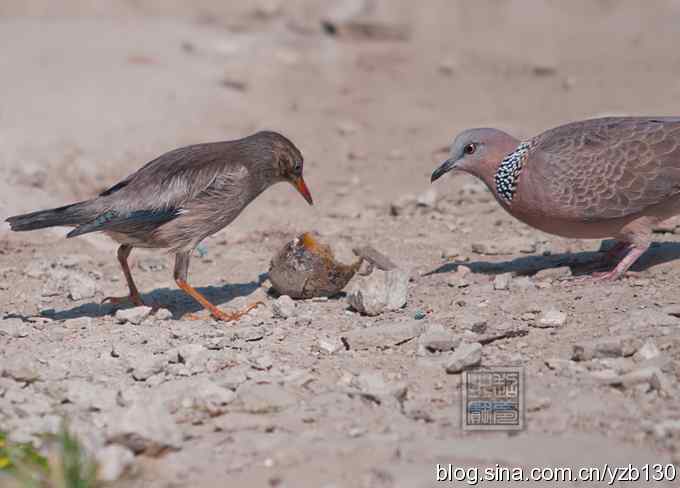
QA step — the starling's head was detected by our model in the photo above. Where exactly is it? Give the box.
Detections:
[431,128,519,183]
[252,131,313,205]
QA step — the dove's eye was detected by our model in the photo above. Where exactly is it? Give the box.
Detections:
[464,143,477,155]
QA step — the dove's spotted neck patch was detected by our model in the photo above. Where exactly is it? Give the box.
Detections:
[495,142,530,202]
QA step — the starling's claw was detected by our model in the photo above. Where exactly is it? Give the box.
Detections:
[102,293,145,307]
[183,301,263,322]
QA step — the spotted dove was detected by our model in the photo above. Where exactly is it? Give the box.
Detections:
[431,117,680,280]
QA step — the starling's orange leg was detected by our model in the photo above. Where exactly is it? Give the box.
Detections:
[174,251,261,322]
[102,244,145,307]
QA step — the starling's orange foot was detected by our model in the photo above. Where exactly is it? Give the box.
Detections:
[184,301,263,322]
[102,293,145,307]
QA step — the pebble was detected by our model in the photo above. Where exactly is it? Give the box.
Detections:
[633,340,661,362]
[154,308,173,321]
[534,309,567,328]
[2,363,39,383]
[236,382,298,414]
[416,323,460,356]
[626,309,680,328]
[459,313,487,334]
[572,336,640,361]
[107,401,182,456]
[115,306,153,325]
[191,381,237,416]
[96,444,135,482]
[493,273,511,290]
[413,310,426,320]
[248,352,273,371]
[534,266,572,281]
[67,273,97,301]
[0,318,30,338]
[661,304,680,317]
[471,237,536,256]
[341,320,427,350]
[415,188,438,208]
[318,337,343,354]
[63,317,93,329]
[441,248,460,260]
[347,268,408,316]
[131,357,165,382]
[272,295,296,319]
[445,342,482,374]
[511,276,536,290]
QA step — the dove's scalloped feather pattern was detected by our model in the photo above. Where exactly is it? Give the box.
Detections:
[528,117,680,221]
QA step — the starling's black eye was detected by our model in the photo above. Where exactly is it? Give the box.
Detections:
[464,143,477,155]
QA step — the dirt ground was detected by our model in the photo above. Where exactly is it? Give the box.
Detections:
[3,1,680,486]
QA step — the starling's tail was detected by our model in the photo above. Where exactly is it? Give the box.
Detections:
[5,201,95,232]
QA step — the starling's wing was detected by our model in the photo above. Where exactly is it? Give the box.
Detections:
[70,142,244,237]
[531,117,680,221]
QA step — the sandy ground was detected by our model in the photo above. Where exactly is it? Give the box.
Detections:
[3,1,680,486]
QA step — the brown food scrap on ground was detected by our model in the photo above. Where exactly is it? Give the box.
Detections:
[268,232,363,299]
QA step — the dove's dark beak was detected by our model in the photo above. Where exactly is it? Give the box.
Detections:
[431,158,457,182]
[291,176,313,205]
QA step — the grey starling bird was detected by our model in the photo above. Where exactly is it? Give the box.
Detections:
[431,117,680,280]
[6,131,313,320]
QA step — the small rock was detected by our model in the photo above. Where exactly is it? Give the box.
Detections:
[534,266,572,281]
[115,306,153,325]
[627,309,680,328]
[534,309,566,328]
[389,194,416,216]
[347,268,409,316]
[169,344,208,373]
[352,371,408,403]
[572,336,640,361]
[0,318,30,338]
[459,314,487,334]
[248,352,273,371]
[97,444,135,482]
[318,337,343,354]
[661,304,680,317]
[272,295,296,319]
[2,363,39,383]
[441,248,460,260]
[634,340,661,362]
[67,273,97,301]
[417,323,460,356]
[131,357,165,382]
[447,276,469,288]
[192,381,236,416]
[493,273,511,290]
[414,310,426,320]
[445,342,482,374]
[341,320,426,350]
[236,382,298,414]
[512,276,536,290]
[471,237,536,256]
[154,308,173,321]
[108,401,182,456]
[63,317,92,329]
[415,188,438,208]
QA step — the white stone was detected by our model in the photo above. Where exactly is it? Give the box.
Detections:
[347,268,408,316]
[115,306,152,325]
[445,342,482,374]
[272,295,296,319]
[97,444,135,482]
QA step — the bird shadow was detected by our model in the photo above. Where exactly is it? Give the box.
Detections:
[40,279,262,321]
[424,240,680,278]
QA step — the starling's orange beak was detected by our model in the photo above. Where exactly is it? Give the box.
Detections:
[291,176,313,205]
